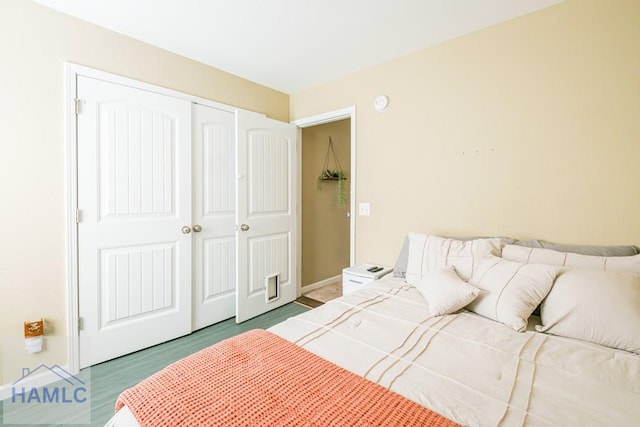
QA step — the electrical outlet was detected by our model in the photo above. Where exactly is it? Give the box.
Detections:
[359,202,371,216]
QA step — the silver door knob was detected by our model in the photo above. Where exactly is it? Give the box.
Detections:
[240,224,250,231]
[181,226,191,234]
[192,225,202,233]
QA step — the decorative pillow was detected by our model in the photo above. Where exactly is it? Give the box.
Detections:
[502,245,640,272]
[466,256,561,332]
[414,267,479,316]
[406,233,503,284]
[537,270,640,354]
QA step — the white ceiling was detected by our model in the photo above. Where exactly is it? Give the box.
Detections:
[34,0,563,94]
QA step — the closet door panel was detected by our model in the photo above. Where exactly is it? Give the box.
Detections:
[77,76,192,368]
[236,110,298,323]
[192,104,236,330]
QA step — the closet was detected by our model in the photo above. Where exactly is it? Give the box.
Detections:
[75,74,297,368]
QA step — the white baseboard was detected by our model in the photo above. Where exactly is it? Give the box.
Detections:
[0,364,73,401]
[301,274,342,294]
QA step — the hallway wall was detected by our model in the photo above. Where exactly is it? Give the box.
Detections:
[301,119,351,286]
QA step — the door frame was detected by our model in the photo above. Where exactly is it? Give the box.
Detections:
[64,63,241,374]
[292,107,357,295]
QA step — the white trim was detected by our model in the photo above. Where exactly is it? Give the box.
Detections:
[63,62,269,376]
[295,127,303,296]
[65,63,244,114]
[292,107,354,128]
[64,63,79,376]
[0,364,73,401]
[292,106,357,269]
[300,274,342,294]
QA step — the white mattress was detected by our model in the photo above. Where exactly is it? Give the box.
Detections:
[107,277,640,426]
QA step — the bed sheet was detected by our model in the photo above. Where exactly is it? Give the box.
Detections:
[270,277,640,427]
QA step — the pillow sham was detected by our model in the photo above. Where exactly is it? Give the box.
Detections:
[406,233,503,284]
[537,269,640,354]
[502,245,640,272]
[414,267,479,316]
[399,237,639,278]
[395,234,514,278]
[467,256,561,332]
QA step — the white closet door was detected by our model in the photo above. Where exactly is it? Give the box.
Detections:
[77,76,192,368]
[192,104,236,330]
[236,110,298,323]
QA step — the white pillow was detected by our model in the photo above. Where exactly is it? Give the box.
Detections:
[537,269,640,354]
[406,233,503,284]
[502,245,640,272]
[414,267,480,316]
[467,256,561,332]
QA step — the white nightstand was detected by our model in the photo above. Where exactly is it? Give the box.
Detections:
[342,264,393,295]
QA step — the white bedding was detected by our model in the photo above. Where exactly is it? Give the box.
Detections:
[108,277,640,426]
[270,277,639,426]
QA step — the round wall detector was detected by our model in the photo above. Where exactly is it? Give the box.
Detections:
[374,95,389,112]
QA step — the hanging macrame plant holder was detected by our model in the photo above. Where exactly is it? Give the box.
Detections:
[317,137,347,206]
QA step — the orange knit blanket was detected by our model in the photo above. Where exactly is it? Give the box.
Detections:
[116,329,459,426]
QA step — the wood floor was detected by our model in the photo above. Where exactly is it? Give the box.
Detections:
[0,302,309,427]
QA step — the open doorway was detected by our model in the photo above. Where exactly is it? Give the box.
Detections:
[300,120,350,303]
[292,107,356,305]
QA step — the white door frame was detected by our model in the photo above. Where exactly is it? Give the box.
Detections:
[64,63,240,374]
[292,107,357,296]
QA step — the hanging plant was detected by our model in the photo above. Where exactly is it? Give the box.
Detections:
[317,169,347,206]
[316,137,347,207]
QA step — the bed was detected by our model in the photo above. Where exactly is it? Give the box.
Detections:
[107,235,640,426]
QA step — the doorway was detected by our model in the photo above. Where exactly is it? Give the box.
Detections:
[292,107,356,302]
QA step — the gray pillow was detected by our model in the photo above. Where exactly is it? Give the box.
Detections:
[514,240,640,257]
[392,237,410,278]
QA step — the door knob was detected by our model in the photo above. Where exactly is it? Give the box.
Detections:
[240,224,250,231]
[181,226,192,234]
[192,225,202,233]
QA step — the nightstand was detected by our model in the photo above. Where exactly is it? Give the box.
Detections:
[342,264,393,295]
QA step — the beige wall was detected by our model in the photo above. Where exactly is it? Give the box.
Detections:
[291,0,640,268]
[0,0,288,384]
[3,0,640,386]
[301,120,351,286]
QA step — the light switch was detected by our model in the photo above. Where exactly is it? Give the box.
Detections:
[359,202,371,216]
